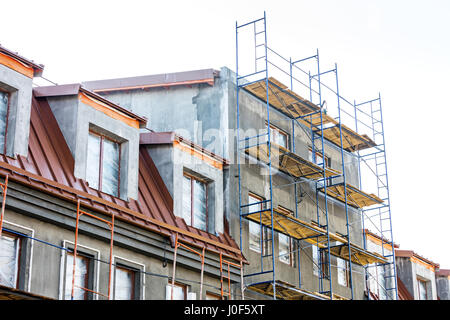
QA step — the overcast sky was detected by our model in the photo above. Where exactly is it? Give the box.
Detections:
[2,0,449,268]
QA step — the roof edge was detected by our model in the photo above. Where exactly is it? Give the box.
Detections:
[83,68,220,93]
[0,45,44,77]
[140,131,230,165]
[33,84,147,126]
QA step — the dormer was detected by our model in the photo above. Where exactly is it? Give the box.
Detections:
[0,46,44,158]
[34,84,147,200]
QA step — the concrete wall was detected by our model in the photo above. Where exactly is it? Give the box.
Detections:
[0,63,33,158]
[47,95,140,200]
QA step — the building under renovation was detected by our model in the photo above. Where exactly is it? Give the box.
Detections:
[81,14,398,300]
[0,45,245,300]
[0,14,402,300]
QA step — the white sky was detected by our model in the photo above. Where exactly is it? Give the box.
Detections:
[2,0,450,268]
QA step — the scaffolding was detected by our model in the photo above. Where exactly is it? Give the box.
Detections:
[72,199,115,300]
[170,232,244,300]
[236,12,397,300]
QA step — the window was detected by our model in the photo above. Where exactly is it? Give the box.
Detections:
[114,265,137,300]
[182,173,208,231]
[279,233,293,266]
[337,258,350,287]
[167,282,187,300]
[312,245,329,278]
[248,193,269,254]
[0,232,20,288]
[267,122,288,149]
[277,207,293,266]
[0,89,10,154]
[206,292,222,300]
[86,131,121,197]
[417,278,428,300]
[64,252,92,300]
[308,147,330,167]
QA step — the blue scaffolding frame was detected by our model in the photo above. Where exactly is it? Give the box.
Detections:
[235,12,397,300]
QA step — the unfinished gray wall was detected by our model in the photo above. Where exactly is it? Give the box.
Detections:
[2,180,235,300]
[91,66,366,299]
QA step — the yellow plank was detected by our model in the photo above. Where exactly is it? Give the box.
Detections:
[247,280,331,300]
[319,184,383,208]
[244,143,340,180]
[243,77,377,152]
[245,207,387,265]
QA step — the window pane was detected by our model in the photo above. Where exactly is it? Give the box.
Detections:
[86,133,101,190]
[182,176,192,226]
[249,221,261,252]
[337,258,347,286]
[102,138,120,197]
[64,253,89,300]
[275,130,287,148]
[193,179,207,231]
[115,267,134,300]
[0,91,9,153]
[248,195,262,252]
[269,126,287,149]
[279,233,290,264]
[312,245,319,276]
[168,284,185,300]
[0,234,19,288]
[418,280,427,300]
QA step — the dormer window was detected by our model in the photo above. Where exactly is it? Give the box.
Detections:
[0,89,9,154]
[86,131,121,197]
[182,173,208,231]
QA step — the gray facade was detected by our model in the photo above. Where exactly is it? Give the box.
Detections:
[395,253,438,300]
[1,181,233,300]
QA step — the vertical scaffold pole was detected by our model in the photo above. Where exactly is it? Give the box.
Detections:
[335,64,354,300]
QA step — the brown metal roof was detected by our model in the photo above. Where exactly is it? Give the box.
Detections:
[0,45,44,77]
[436,269,450,277]
[82,69,219,93]
[33,84,148,126]
[0,93,245,264]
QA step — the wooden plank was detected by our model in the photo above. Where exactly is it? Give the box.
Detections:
[243,77,377,152]
[319,184,383,209]
[244,143,340,180]
[245,207,387,266]
[247,281,330,300]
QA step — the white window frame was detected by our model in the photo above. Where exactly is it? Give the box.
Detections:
[112,256,145,300]
[248,193,268,254]
[59,240,100,300]
[0,221,34,292]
